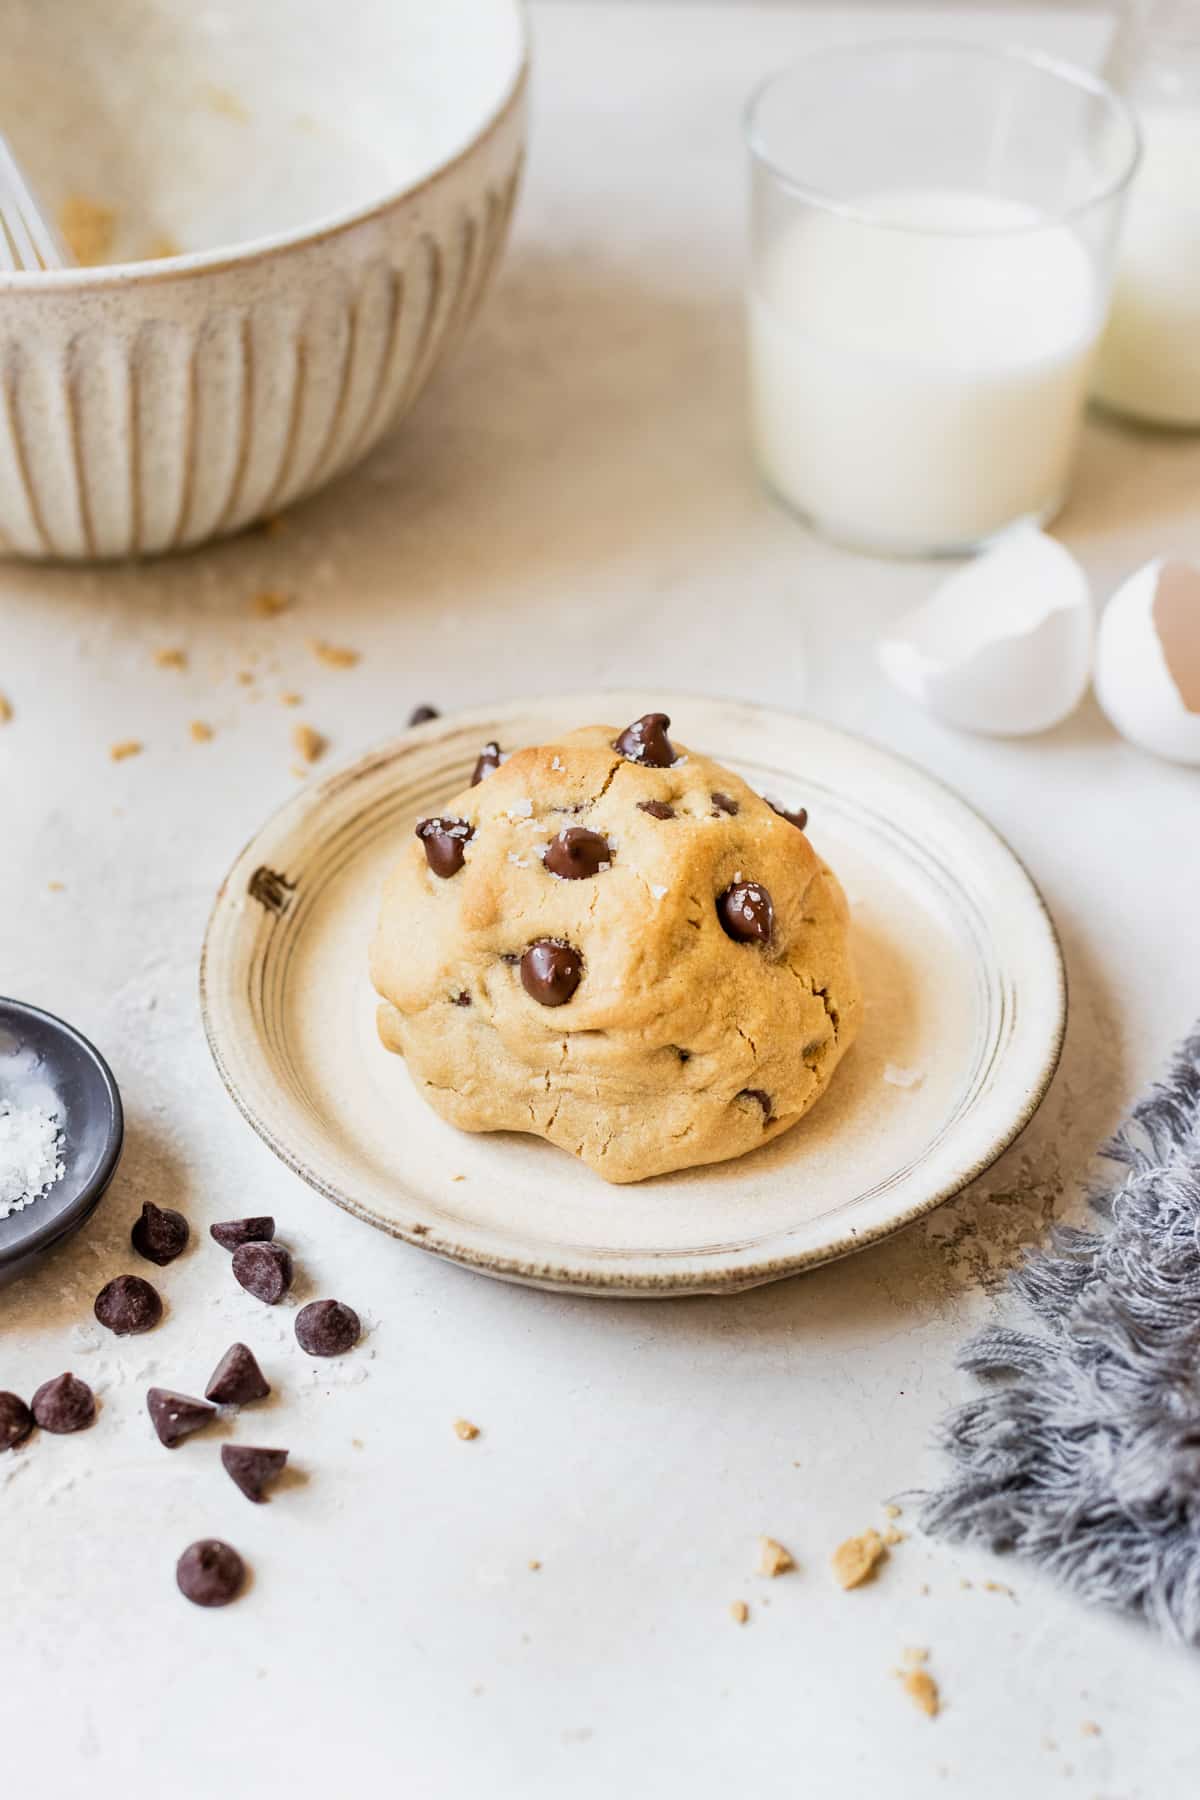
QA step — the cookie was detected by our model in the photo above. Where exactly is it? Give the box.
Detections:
[370,715,860,1184]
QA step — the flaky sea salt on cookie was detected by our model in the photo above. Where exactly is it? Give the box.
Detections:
[370,713,860,1183]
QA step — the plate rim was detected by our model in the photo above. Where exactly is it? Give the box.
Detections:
[199,693,1067,1296]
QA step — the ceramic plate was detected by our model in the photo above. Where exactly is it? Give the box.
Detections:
[200,693,1065,1296]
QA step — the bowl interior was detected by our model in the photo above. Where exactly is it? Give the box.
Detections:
[2,0,525,261]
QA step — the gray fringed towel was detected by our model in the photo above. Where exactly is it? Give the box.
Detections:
[921,1026,1200,1646]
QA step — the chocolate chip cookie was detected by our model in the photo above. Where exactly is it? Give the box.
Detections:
[370,715,860,1183]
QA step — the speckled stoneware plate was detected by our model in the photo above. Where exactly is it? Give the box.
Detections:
[200,693,1065,1296]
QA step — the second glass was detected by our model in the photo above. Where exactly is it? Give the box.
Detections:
[745,42,1140,557]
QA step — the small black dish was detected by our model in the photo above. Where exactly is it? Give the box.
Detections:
[0,998,123,1284]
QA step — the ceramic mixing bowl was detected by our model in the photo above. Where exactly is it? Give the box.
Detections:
[0,0,528,559]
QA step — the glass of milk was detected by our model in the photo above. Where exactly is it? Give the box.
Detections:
[745,43,1140,557]
[1093,3,1200,426]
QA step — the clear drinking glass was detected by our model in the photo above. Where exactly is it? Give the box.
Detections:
[1094,2,1200,424]
[745,42,1140,557]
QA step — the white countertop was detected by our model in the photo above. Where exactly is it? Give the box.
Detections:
[3,7,1198,1796]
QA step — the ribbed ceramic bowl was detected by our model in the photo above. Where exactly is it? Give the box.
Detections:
[0,0,528,559]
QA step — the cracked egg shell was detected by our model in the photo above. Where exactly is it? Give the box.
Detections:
[1095,558,1200,766]
[878,527,1092,736]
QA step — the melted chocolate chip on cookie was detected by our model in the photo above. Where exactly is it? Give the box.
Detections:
[471,741,504,785]
[543,827,611,880]
[520,940,583,1006]
[613,712,676,767]
[711,792,739,816]
[766,797,808,832]
[416,816,473,878]
[452,991,472,1007]
[717,882,774,946]
[94,1274,163,1336]
[738,1088,775,1124]
[638,800,676,821]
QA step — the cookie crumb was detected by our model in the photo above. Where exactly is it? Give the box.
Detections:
[110,739,143,762]
[252,590,292,617]
[898,1668,940,1718]
[901,1646,929,1665]
[729,1600,749,1625]
[959,1578,973,1590]
[884,1503,902,1519]
[453,1418,480,1441]
[528,1559,541,1572]
[48,880,64,892]
[292,724,326,764]
[983,1579,1014,1598]
[308,638,359,669]
[832,1529,886,1589]
[279,691,303,707]
[153,647,187,669]
[0,693,11,723]
[59,195,115,265]
[758,1537,794,1578]
[883,1526,906,1546]
[237,670,255,686]
[190,720,214,743]
[1080,1721,1101,1738]
[919,1583,931,1596]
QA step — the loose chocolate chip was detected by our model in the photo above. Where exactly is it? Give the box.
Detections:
[738,1088,775,1125]
[176,1539,245,1608]
[94,1274,163,1336]
[416,816,473,878]
[520,939,583,1007]
[407,704,440,726]
[205,1342,271,1407]
[638,800,676,820]
[711,792,739,816]
[0,1391,34,1451]
[452,991,472,1007]
[211,1216,276,1251]
[222,1444,289,1504]
[31,1372,95,1434]
[232,1241,293,1305]
[766,797,808,832]
[471,740,503,785]
[543,826,611,880]
[717,881,774,946]
[147,1387,216,1449]
[295,1299,361,1357]
[131,1201,189,1267]
[613,712,676,767]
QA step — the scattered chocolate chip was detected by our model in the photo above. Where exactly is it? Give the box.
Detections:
[543,826,611,880]
[717,881,774,946]
[232,1241,293,1305]
[452,991,472,1007]
[131,1201,189,1267]
[407,704,439,726]
[205,1342,271,1406]
[295,1299,361,1357]
[0,1391,34,1451]
[176,1538,245,1608]
[520,939,583,1006]
[638,800,675,820]
[211,1216,276,1251]
[416,816,473,878]
[738,1088,775,1124]
[471,740,503,785]
[31,1372,95,1434]
[147,1387,216,1449]
[766,797,808,831]
[94,1274,163,1336]
[221,1444,288,1504]
[711,792,739,816]
[613,711,676,767]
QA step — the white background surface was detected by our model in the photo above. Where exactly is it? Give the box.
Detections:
[2,6,1199,1797]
